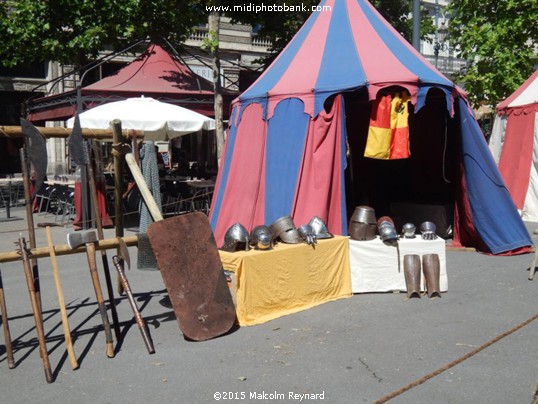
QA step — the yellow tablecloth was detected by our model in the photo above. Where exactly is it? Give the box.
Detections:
[219,236,352,326]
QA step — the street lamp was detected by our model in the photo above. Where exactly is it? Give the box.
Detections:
[434,22,448,69]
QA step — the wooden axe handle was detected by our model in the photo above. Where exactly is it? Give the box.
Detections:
[46,227,78,370]
[85,242,115,358]
[0,267,15,369]
[125,153,163,222]
[112,256,155,355]
[19,238,54,383]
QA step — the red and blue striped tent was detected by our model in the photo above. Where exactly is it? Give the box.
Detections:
[210,0,532,254]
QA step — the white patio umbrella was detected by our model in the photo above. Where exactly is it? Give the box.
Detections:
[66,96,215,141]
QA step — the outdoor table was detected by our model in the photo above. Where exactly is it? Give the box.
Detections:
[349,236,448,294]
[44,180,76,187]
[219,236,352,326]
[185,179,214,213]
[185,179,215,191]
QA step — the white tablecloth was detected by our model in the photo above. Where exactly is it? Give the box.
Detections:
[349,237,447,293]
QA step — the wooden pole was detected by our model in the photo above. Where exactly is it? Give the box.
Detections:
[0,266,15,368]
[0,235,139,264]
[86,141,121,342]
[111,120,125,296]
[0,125,142,140]
[111,120,124,240]
[19,147,42,316]
[19,238,54,383]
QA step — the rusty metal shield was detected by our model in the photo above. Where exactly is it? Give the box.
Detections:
[147,212,236,341]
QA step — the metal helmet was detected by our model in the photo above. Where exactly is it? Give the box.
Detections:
[420,221,436,233]
[221,223,250,252]
[308,216,333,239]
[351,206,376,224]
[250,225,273,250]
[377,216,394,228]
[269,215,302,244]
[349,206,377,241]
[401,223,416,239]
[377,216,398,244]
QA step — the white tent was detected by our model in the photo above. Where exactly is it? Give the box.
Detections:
[489,70,538,221]
[66,96,215,140]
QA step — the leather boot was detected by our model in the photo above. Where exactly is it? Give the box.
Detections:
[403,254,421,298]
[422,254,441,298]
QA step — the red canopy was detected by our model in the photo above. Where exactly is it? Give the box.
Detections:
[27,44,233,123]
[84,44,214,96]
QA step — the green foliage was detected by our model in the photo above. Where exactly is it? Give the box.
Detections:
[447,0,538,107]
[202,30,220,53]
[0,0,209,68]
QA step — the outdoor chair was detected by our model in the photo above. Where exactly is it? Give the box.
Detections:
[54,188,76,225]
[37,185,58,215]
[190,190,212,215]
[0,185,8,209]
[163,181,185,216]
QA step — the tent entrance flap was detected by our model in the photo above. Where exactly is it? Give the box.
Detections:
[343,90,457,238]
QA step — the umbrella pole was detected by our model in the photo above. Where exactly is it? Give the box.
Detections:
[112,120,125,296]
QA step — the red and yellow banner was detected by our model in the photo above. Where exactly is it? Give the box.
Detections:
[364,91,411,159]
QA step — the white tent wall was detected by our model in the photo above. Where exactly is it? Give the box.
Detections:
[521,113,538,222]
[489,115,507,164]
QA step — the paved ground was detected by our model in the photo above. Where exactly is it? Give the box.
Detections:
[0,206,537,404]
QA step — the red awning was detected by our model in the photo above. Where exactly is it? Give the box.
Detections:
[28,104,77,123]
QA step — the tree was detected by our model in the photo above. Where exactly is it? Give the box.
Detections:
[0,0,208,68]
[206,0,225,164]
[447,0,538,107]
[222,0,434,66]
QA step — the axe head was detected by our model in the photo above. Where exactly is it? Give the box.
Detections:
[20,118,48,198]
[67,231,97,249]
[68,113,88,166]
[117,237,131,269]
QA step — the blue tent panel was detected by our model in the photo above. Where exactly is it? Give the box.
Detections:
[458,98,533,253]
[265,98,310,224]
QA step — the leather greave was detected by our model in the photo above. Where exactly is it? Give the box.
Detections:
[403,254,421,298]
[422,253,441,298]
